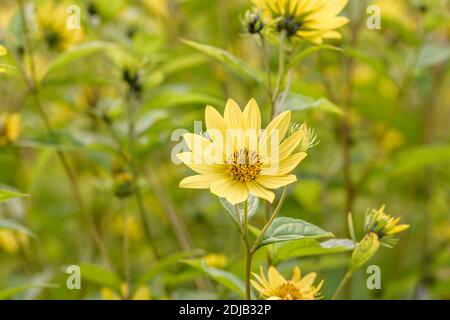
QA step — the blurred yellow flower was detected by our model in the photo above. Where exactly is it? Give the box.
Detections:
[0,230,29,253]
[252,0,349,43]
[101,283,151,300]
[114,215,144,241]
[0,113,21,146]
[251,266,323,300]
[202,253,229,269]
[0,45,7,74]
[178,98,308,205]
[36,2,84,51]
[365,205,409,247]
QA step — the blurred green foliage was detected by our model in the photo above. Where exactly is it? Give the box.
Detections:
[0,0,449,300]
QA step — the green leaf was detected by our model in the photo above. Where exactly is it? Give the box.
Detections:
[44,41,117,78]
[285,93,343,115]
[135,109,169,137]
[416,44,450,69]
[142,90,224,111]
[137,250,202,284]
[219,195,259,227]
[0,219,36,238]
[258,217,333,248]
[390,145,450,176]
[0,283,56,300]
[182,259,246,298]
[272,238,354,265]
[0,189,29,202]
[287,45,342,70]
[79,264,121,291]
[181,39,264,84]
[16,132,84,150]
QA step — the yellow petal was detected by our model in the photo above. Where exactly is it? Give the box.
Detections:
[247,181,275,203]
[179,174,224,189]
[177,152,222,175]
[278,127,306,160]
[242,98,261,133]
[210,179,248,205]
[256,175,297,189]
[291,267,301,282]
[205,105,227,142]
[268,266,286,288]
[267,152,307,176]
[259,111,291,157]
[224,98,243,129]
[386,224,410,235]
[298,272,317,290]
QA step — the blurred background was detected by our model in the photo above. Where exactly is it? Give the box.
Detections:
[0,0,449,299]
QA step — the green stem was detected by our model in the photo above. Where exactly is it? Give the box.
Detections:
[259,34,275,118]
[126,93,160,260]
[251,187,288,253]
[272,30,287,117]
[241,200,252,300]
[122,201,131,300]
[332,271,353,300]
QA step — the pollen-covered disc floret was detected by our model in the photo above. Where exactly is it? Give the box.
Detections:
[226,149,262,182]
[251,266,323,300]
[177,98,309,205]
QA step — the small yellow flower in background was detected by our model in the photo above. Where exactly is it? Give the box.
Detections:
[114,214,144,241]
[101,284,151,300]
[252,0,349,44]
[251,266,323,300]
[0,230,29,254]
[36,2,84,51]
[0,45,7,74]
[178,98,308,205]
[202,253,229,269]
[0,113,21,146]
[365,205,409,247]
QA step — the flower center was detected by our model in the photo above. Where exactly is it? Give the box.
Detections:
[274,282,303,300]
[226,149,262,182]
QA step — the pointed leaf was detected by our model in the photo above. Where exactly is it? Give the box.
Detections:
[258,217,333,248]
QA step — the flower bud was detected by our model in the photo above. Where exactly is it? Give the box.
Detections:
[243,9,264,34]
[113,172,134,198]
[349,232,380,273]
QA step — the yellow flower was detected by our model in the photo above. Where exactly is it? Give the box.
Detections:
[0,230,29,253]
[114,214,144,241]
[251,266,323,300]
[0,113,21,146]
[252,0,349,44]
[365,205,409,247]
[0,45,7,74]
[202,253,229,269]
[101,284,151,300]
[36,2,84,51]
[178,98,308,205]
